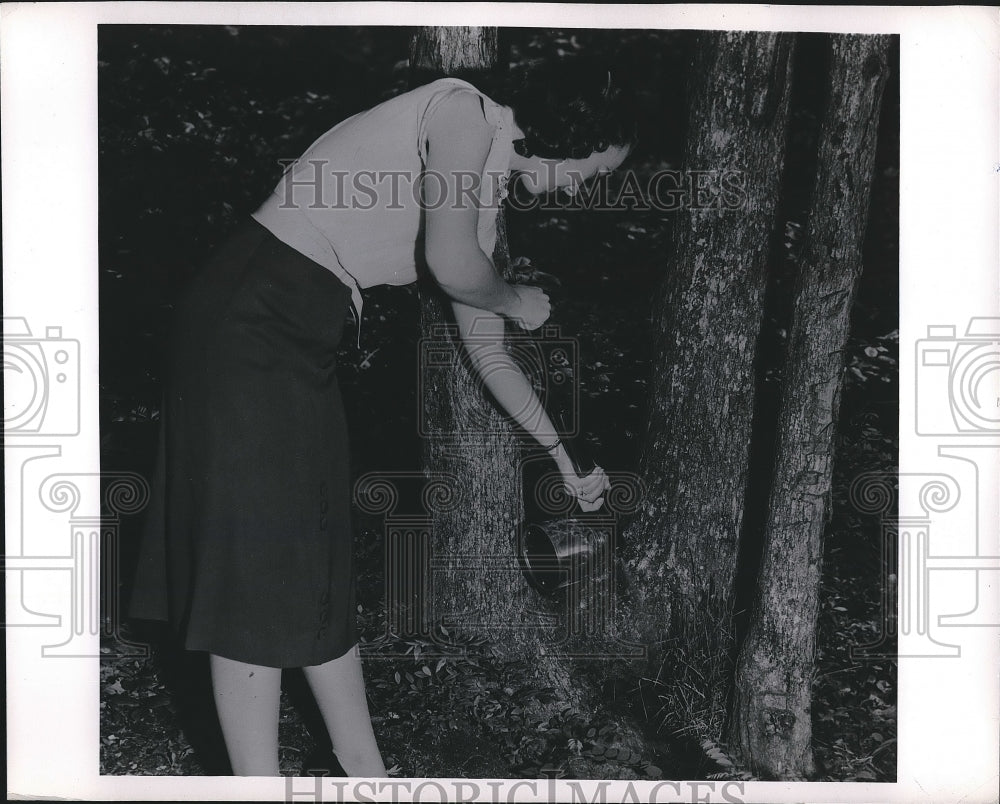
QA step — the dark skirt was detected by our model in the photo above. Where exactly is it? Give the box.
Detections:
[128,219,357,668]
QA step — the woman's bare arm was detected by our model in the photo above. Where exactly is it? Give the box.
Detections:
[451,300,609,508]
[422,92,549,328]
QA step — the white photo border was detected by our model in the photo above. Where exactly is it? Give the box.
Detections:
[4,3,998,802]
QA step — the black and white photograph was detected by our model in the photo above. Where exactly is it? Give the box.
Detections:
[4,4,998,803]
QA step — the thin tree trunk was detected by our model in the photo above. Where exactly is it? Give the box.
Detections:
[729,34,891,779]
[621,32,795,689]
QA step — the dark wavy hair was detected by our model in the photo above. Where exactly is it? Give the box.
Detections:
[502,55,639,160]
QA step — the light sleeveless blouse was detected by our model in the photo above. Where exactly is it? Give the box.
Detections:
[251,78,516,345]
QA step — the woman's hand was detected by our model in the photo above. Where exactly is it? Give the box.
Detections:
[505,284,551,330]
[556,462,611,513]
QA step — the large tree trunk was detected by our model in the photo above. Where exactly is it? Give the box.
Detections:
[729,34,892,779]
[409,27,587,703]
[620,32,795,694]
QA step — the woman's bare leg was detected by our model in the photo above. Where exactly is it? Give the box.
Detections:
[302,646,386,777]
[209,654,282,776]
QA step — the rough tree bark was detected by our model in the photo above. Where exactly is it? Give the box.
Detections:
[729,34,892,779]
[620,32,795,684]
[409,27,592,706]
[410,26,499,77]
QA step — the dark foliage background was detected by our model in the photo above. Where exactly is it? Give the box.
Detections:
[99,25,898,780]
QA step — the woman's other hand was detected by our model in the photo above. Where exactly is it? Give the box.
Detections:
[560,465,611,513]
[506,284,551,330]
